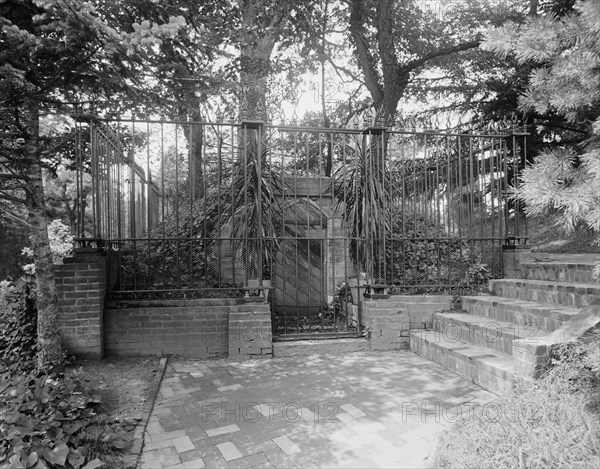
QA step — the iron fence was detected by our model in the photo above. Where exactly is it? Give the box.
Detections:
[75,116,527,336]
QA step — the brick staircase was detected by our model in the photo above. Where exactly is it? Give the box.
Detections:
[409,255,600,395]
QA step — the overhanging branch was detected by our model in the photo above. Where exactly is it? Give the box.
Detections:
[402,39,482,75]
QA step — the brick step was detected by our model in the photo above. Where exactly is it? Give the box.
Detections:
[433,312,550,355]
[273,338,370,357]
[462,295,580,333]
[521,261,597,284]
[409,330,514,395]
[489,279,600,308]
[105,297,246,309]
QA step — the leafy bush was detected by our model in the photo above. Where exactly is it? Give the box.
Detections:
[47,220,74,264]
[0,369,135,469]
[0,280,37,373]
[21,219,74,275]
[434,330,600,469]
[380,213,493,291]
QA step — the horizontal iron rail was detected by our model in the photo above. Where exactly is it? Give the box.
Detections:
[82,117,527,138]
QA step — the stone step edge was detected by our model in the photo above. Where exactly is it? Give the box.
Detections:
[488,278,600,290]
[272,337,370,357]
[521,261,597,268]
[461,295,581,324]
[462,295,581,314]
[409,330,514,382]
[433,312,551,342]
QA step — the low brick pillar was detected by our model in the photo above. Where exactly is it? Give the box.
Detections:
[502,239,530,278]
[367,307,409,351]
[512,339,552,379]
[228,302,273,359]
[55,251,106,359]
[513,305,600,379]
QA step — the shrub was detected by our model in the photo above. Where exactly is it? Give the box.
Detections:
[0,280,37,373]
[0,369,134,469]
[434,330,600,469]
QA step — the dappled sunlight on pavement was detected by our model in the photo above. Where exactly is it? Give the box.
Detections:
[139,351,497,468]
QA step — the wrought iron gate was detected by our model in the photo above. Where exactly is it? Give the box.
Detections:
[75,115,527,337]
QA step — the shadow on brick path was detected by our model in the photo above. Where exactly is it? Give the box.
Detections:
[139,351,498,469]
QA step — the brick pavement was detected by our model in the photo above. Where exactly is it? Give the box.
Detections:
[139,351,497,469]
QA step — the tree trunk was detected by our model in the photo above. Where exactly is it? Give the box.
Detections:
[239,39,275,121]
[24,101,63,369]
[239,0,277,121]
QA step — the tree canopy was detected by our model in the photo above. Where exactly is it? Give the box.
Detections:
[482,0,599,274]
[2,0,600,366]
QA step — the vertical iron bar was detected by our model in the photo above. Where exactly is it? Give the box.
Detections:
[230,123,236,288]
[304,131,312,332]
[160,122,166,289]
[175,122,180,287]
[490,136,496,239]
[217,125,223,287]
[189,120,194,289]
[202,122,208,289]
[146,120,152,289]
[457,135,463,285]
[257,124,263,289]
[435,135,441,286]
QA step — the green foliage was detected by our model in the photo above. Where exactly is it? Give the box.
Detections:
[378,212,491,292]
[0,281,37,373]
[434,330,600,469]
[119,219,222,291]
[47,220,74,265]
[483,0,600,122]
[334,134,391,271]
[513,147,599,233]
[21,220,74,275]
[119,133,284,290]
[0,368,134,469]
[459,257,490,289]
[326,281,356,331]
[483,0,600,277]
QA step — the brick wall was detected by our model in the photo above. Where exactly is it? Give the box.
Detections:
[104,299,273,359]
[502,245,531,278]
[367,307,409,351]
[55,255,106,359]
[520,262,596,284]
[360,296,452,329]
[228,303,272,359]
[360,296,452,351]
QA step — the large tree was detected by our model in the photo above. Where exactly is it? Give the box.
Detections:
[310,0,533,124]
[482,0,599,271]
[0,0,184,368]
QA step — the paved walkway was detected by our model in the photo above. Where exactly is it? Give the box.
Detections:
[139,351,497,469]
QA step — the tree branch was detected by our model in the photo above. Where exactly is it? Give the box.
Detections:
[0,192,27,204]
[401,39,482,75]
[325,56,365,85]
[0,205,30,227]
[342,102,372,126]
[349,0,383,106]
